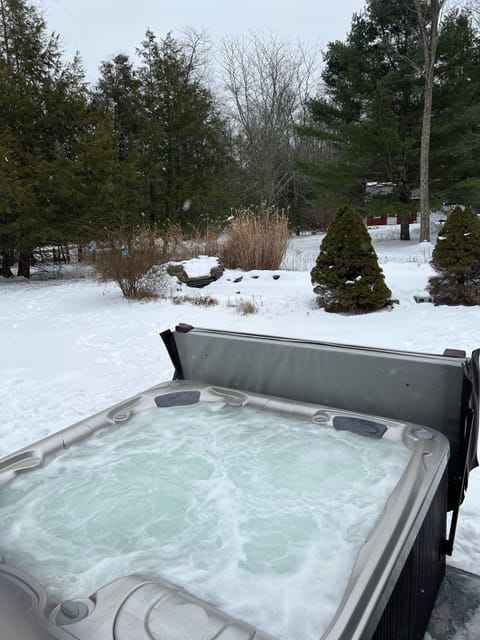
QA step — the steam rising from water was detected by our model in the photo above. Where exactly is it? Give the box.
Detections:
[0,403,410,640]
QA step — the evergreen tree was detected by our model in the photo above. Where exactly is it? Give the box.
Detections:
[0,0,94,276]
[302,0,423,240]
[431,10,480,209]
[94,54,147,233]
[311,206,392,313]
[428,206,480,305]
[136,31,231,228]
[49,113,124,246]
[302,1,480,239]
[96,54,144,163]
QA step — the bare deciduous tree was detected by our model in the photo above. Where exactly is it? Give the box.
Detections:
[221,32,320,211]
[468,0,480,30]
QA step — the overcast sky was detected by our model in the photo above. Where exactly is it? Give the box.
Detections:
[36,0,367,84]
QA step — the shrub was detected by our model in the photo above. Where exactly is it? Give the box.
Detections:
[428,206,480,305]
[311,206,392,313]
[172,294,218,307]
[220,207,290,270]
[228,297,259,314]
[236,299,258,314]
[92,230,163,300]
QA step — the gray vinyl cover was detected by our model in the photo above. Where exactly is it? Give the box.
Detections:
[167,325,479,508]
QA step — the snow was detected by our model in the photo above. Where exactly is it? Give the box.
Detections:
[171,255,220,278]
[345,275,362,284]
[451,608,480,640]
[1,222,480,617]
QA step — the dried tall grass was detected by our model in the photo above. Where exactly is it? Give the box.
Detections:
[228,297,259,314]
[184,226,223,258]
[172,294,218,307]
[157,224,223,261]
[158,225,186,261]
[220,207,290,271]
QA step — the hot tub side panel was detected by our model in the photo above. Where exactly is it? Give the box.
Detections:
[371,470,447,640]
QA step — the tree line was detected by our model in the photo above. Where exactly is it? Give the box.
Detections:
[1,0,480,277]
[302,0,480,241]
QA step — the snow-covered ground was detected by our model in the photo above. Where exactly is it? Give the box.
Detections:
[1,223,479,597]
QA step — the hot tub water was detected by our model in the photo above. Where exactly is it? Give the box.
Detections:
[0,402,411,640]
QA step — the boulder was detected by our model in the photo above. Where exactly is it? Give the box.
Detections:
[167,257,224,289]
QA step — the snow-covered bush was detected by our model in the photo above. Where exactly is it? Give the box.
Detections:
[428,206,480,306]
[310,206,392,313]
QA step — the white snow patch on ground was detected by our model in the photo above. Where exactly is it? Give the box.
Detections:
[172,255,220,278]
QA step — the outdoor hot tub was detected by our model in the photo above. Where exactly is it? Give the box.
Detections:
[0,325,477,640]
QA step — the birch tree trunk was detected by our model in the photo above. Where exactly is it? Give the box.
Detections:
[414,0,445,243]
[419,66,434,242]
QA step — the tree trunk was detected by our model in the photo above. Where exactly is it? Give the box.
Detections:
[149,180,156,224]
[395,184,411,241]
[17,253,31,278]
[419,71,434,243]
[400,215,411,241]
[1,251,14,278]
[415,0,444,243]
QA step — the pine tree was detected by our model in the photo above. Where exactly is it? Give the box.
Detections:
[136,31,231,228]
[301,2,480,240]
[431,11,480,209]
[428,206,480,305]
[0,0,93,276]
[302,0,423,240]
[94,54,147,234]
[311,206,392,313]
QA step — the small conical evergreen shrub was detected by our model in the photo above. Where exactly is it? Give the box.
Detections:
[311,206,392,313]
[428,206,480,305]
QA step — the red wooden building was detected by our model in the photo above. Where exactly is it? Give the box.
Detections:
[366,213,417,226]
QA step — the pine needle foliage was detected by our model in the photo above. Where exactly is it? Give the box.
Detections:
[428,206,480,305]
[311,206,392,313]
